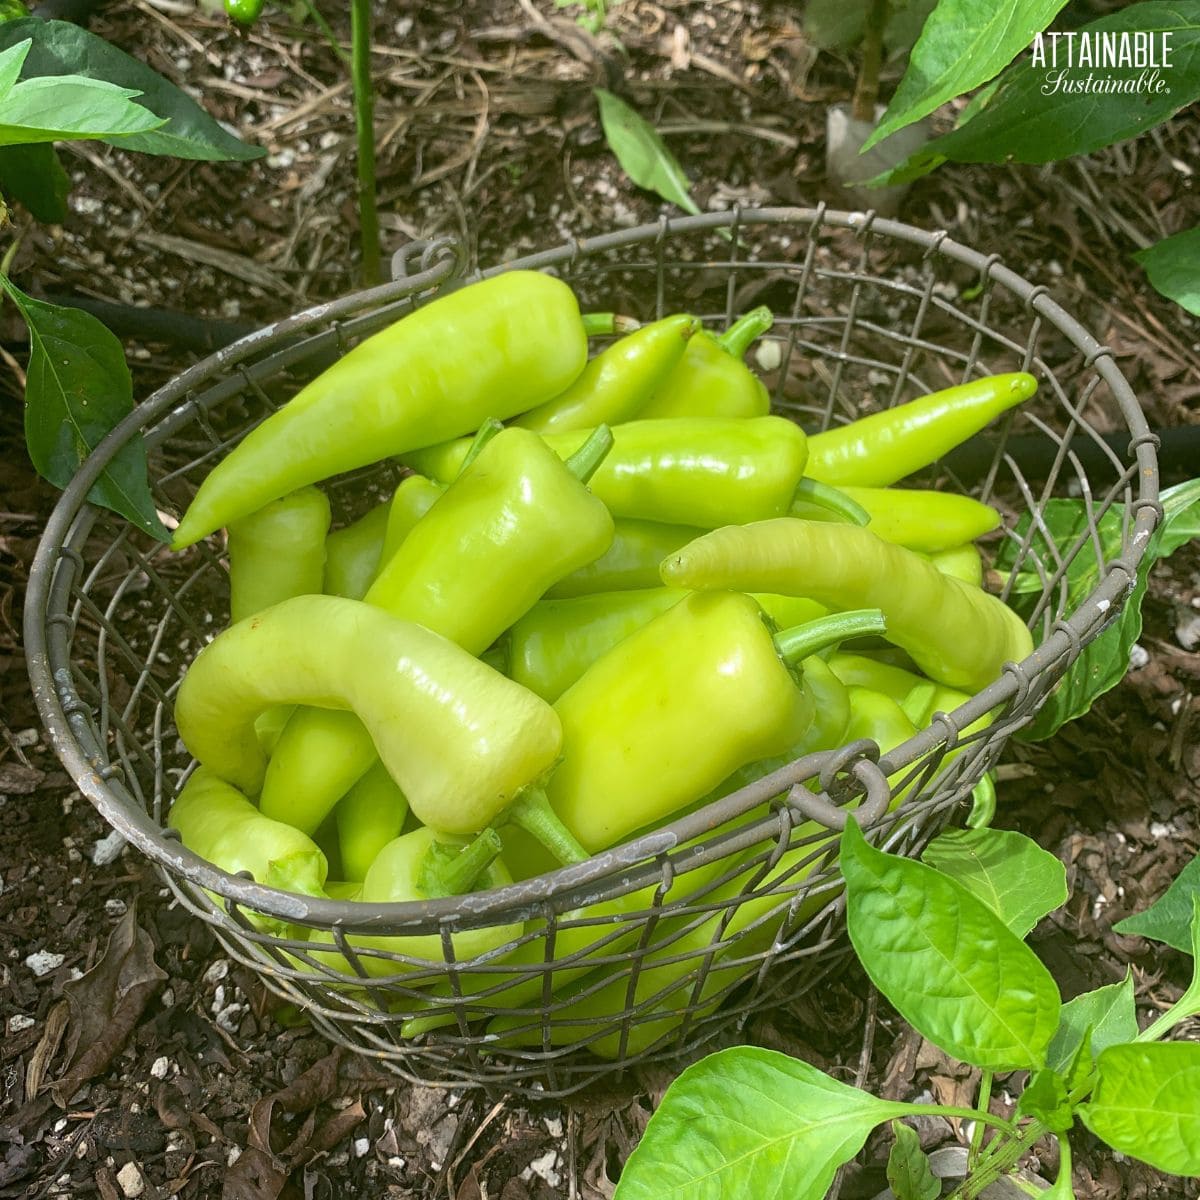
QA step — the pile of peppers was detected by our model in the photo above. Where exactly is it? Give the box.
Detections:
[167,270,1038,1057]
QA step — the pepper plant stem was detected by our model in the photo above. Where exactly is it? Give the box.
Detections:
[772,608,887,666]
[350,0,380,287]
[717,305,773,358]
[458,418,505,476]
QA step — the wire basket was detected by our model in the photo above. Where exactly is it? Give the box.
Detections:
[26,207,1161,1098]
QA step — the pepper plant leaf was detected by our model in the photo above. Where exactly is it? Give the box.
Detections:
[862,0,1069,151]
[0,18,264,160]
[594,87,701,218]
[1080,1042,1200,1176]
[880,1,1200,182]
[1046,972,1139,1075]
[922,826,1067,938]
[0,70,165,145]
[1115,849,1200,953]
[842,819,1061,1070]
[999,477,1200,741]
[0,141,68,220]
[886,1120,940,1200]
[1015,1068,1075,1132]
[612,1046,914,1200]
[1,276,168,541]
[1134,225,1200,316]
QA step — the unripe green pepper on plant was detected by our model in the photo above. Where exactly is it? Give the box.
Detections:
[171,271,593,549]
[662,519,1034,692]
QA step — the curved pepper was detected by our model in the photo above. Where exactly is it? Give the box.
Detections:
[259,427,614,860]
[804,372,1037,487]
[407,416,809,529]
[302,828,522,980]
[168,768,328,929]
[662,519,1034,692]
[514,314,699,434]
[227,486,330,623]
[171,271,590,548]
[637,306,773,419]
[789,483,1001,552]
[546,595,886,853]
[174,594,563,836]
[922,543,984,587]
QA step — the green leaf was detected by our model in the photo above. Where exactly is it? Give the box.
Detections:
[1,276,168,541]
[1134,225,1200,316]
[0,141,68,220]
[1080,1042,1200,1176]
[0,35,26,95]
[886,1120,939,1200]
[842,819,1061,1071]
[612,1046,913,1200]
[1002,478,1200,741]
[863,0,1069,151]
[803,0,869,50]
[880,2,1200,181]
[0,18,264,161]
[1015,1067,1075,1132]
[0,72,164,145]
[594,87,701,218]
[1115,849,1200,954]
[1046,972,1139,1075]
[922,827,1067,938]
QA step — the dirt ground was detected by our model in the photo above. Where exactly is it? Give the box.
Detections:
[2,1,1199,1197]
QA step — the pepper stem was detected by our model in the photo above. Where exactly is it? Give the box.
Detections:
[581,313,641,336]
[564,424,614,484]
[790,478,872,526]
[457,418,504,477]
[773,608,887,667]
[419,828,503,899]
[263,850,328,901]
[504,787,590,865]
[717,305,773,360]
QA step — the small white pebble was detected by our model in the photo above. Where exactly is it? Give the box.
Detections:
[1128,643,1150,671]
[54,1119,68,1134]
[105,899,128,918]
[226,1146,241,1166]
[1150,822,1173,838]
[91,830,126,866]
[160,988,175,1008]
[754,339,782,372]
[8,1014,34,1032]
[524,1150,561,1189]
[150,1056,171,1080]
[116,1162,144,1198]
[25,950,65,977]
[544,1116,563,1138]
[203,960,230,985]
[353,1138,370,1159]
[386,1156,406,1170]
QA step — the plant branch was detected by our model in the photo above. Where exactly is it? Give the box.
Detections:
[851,0,888,122]
[350,0,380,287]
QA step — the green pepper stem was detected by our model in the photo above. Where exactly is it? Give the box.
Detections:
[773,608,887,667]
[564,424,614,484]
[581,313,641,336]
[717,305,773,359]
[263,850,328,901]
[505,787,590,865]
[791,478,872,526]
[419,828,502,899]
[457,418,504,477]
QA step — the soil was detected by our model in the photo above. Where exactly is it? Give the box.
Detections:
[1,2,1199,1198]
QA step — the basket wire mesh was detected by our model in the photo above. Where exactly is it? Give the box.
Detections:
[26,207,1161,1096]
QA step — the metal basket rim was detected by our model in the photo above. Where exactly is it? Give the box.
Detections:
[25,205,1162,930]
